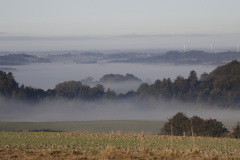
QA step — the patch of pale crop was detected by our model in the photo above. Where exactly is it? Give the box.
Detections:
[0,132,240,159]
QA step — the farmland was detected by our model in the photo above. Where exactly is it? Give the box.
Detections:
[0,132,240,159]
[0,121,163,134]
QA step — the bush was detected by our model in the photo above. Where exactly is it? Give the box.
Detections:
[232,121,240,138]
[161,112,229,137]
[161,112,190,136]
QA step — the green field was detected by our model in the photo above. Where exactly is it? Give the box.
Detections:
[1,121,239,159]
[0,121,164,134]
[0,132,239,159]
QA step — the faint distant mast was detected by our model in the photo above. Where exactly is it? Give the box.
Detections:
[210,43,214,53]
[237,44,239,52]
[183,43,186,52]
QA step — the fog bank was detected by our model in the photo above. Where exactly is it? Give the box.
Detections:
[1,34,239,52]
[10,63,216,90]
[0,98,239,130]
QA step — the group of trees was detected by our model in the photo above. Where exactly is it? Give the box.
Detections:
[81,74,142,87]
[0,70,108,102]
[161,112,240,138]
[1,60,240,108]
[0,70,50,102]
[139,50,240,65]
[136,60,240,108]
[0,71,19,98]
[54,81,105,100]
[99,74,142,83]
[161,112,228,137]
[232,122,240,138]
[1,63,240,138]
[0,53,50,65]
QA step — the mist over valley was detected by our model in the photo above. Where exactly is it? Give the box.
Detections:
[8,62,215,91]
[0,55,240,132]
[1,2,240,159]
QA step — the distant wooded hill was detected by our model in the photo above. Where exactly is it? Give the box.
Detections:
[117,51,240,65]
[81,74,142,84]
[80,74,142,94]
[1,60,240,108]
[0,54,51,65]
[1,50,240,65]
[99,74,142,83]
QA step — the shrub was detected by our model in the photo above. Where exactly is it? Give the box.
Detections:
[161,112,190,136]
[232,121,240,138]
[161,112,229,137]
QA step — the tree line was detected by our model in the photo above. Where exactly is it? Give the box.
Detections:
[0,72,107,102]
[161,112,240,138]
[1,60,240,108]
[136,60,240,108]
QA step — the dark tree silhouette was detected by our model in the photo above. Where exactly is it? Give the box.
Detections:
[232,121,240,138]
[161,112,229,137]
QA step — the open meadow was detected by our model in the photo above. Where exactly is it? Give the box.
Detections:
[0,132,240,159]
[0,121,163,134]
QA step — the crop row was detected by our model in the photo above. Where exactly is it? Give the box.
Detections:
[0,132,240,159]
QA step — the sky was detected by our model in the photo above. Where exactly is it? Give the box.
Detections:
[0,0,240,51]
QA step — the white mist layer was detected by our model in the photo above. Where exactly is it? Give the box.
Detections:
[9,63,216,90]
[0,98,239,130]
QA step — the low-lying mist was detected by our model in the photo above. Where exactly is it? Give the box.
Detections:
[85,81,142,94]
[10,62,216,90]
[1,62,239,131]
[0,97,239,129]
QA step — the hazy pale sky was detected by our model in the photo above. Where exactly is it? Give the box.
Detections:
[0,0,240,51]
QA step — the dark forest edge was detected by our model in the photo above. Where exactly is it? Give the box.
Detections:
[1,60,240,108]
